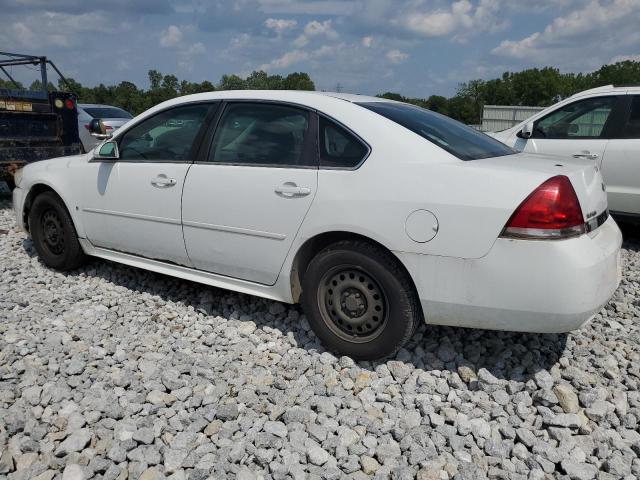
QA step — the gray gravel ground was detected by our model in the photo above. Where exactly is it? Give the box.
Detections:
[1,197,639,480]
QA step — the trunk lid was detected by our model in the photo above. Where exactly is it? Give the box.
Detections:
[476,152,608,224]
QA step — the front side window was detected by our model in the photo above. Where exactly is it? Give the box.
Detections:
[118,104,210,161]
[319,117,368,168]
[209,103,312,167]
[358,101,516,161]
[533,97,615,139]
[620,96,640,138]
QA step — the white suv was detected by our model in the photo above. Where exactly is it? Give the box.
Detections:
[491,85,640,220]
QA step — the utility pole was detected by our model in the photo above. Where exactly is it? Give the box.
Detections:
[335,83,343,93]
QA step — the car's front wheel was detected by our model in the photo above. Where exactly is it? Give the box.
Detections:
[301,240,421,361]
[29,191,87,271]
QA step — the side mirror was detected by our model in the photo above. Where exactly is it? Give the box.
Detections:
[518,121,534,139]
[89,118,112,140]
[94,140,119,161]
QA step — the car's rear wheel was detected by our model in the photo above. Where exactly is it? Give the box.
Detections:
[301,240,421,360]
[29,191,87,271]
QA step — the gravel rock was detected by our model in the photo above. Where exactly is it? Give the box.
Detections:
[55,429,92,457]
[561,459,597,480]
[360,455,380,474]
[554,384,580,413]
[264,420,288,438]
[62,464,85,480]
[0,200,638,479]
[307,445,330,465]
[216,403,239,421]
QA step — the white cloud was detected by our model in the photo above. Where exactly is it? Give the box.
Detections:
[160,25,182,47]
[362,36,373,48]
[394,0,505,39]
[304,20,338,38]
[0,11,117,50]
[386,49,408,64]
[185,42,206,56]
[293,19,338,48]
[178,42,206,71]
[259,44,336,70]
[264,18,297,35]
[229,33,252,49]
[493,0,640,62]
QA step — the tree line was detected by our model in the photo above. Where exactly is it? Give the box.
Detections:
[1,60,639,124]
[379,60,640,124]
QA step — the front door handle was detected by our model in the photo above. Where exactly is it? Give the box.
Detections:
[572,151,599,160]
[275,182,311,198]
[151,175,177,188]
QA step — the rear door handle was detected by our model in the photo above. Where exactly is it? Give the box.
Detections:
[572,151,599,160]
[275,182,311,197]
[151,175,177,188]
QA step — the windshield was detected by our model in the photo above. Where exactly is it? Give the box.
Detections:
[358,101,516,161]
[83,107,132,119]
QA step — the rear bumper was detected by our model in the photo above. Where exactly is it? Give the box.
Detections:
[396,216,623,333]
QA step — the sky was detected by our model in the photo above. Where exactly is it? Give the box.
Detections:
[0,0,639,97]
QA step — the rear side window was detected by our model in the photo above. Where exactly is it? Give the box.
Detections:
[83,107,132,119]
[620,96,640,138]
[209,103,313,167]
[319,116,368,168]
[358,102,515,161]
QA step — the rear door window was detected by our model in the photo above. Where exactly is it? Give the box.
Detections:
[208,102,315,167]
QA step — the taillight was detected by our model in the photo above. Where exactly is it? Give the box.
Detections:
[65,99,75,110]
[501,175,585,240]
[84,124,90,130]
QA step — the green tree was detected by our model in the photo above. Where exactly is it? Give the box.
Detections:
[0,78,23,89]
[245,70,271,89]
[589,60,640,86]
[283,72,315,90]
[377,92,404,101]
[426,95,449,114]
[148,70,163,90]
[219,74,246,90]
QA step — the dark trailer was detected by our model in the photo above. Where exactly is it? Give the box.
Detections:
[0,52,82,192]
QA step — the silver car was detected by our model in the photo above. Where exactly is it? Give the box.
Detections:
[77,104,133,152]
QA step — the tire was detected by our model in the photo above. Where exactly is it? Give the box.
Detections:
[29,191,87,271]
[301,240,421,361]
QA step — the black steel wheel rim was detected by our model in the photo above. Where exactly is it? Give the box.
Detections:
[41,209,65,255]
[317,266,388,343]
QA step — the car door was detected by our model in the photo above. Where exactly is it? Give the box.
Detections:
[81,102,214,266]
[601,94,640,215]
[520,95,621,165]
[181,101,318,285]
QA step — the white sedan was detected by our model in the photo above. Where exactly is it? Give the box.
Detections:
[12,91,622,360]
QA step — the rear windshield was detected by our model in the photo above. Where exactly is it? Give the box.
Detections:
[358,102,516,161]
[83,107,132,119]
